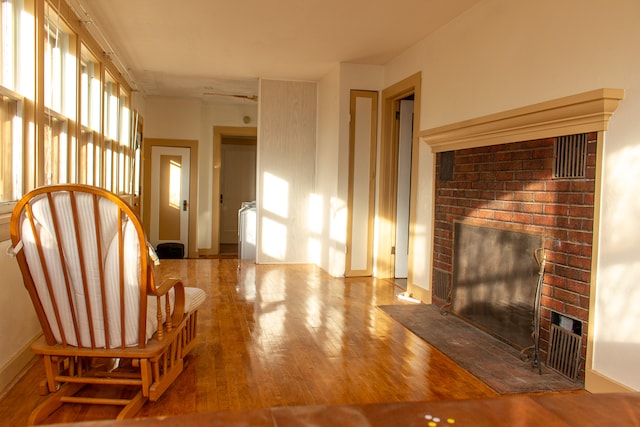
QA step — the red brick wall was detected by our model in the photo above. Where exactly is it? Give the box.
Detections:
[433,132,596,380]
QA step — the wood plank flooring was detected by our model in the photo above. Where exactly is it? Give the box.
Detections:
[1,259,504,425]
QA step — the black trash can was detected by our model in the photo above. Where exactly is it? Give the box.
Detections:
[155,242,184,259]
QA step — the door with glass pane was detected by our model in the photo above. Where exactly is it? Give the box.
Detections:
[150,146,190,256]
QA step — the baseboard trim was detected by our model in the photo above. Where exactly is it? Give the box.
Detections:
[198,248,216,257]
[406,284,432,304]
[0,334,40,398]
[585,369,637,393]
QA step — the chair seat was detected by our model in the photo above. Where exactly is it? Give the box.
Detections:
[183,287,206,313]
[145,286,206,343]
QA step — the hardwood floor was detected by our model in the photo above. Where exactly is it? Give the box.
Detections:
[0,259,503,425]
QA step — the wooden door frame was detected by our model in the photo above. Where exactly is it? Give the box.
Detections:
[375,72,421,279]
[208,126,258,255]
[345,90,378,277]
[142,138,198,258]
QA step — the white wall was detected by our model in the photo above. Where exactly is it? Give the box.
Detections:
[145,97,203,140]
[315,66,342,274]
[384,0,640,391]
[0,241,42,393]
[409,136,433,294]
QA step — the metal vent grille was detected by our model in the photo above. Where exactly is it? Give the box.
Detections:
[547,324,582,380]
[433,269,450,301]
[554,134,588,178]
[439,151,455,182]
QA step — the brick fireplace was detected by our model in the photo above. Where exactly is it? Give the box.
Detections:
[419,88,624,382]
[432,133,596,379]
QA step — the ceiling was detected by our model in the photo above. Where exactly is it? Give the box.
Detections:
[71,0,481,104]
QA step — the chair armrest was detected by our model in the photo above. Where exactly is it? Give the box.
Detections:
[147,271,186,338]
[153,277,182,296]
[158,278,186,326]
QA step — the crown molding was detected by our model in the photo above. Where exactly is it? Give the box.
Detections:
[420,88,625,152]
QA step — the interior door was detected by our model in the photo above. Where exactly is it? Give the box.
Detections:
[345,90,378,277]
[394,99,414,278]
[150,146,190,256]
[220,142,256,244]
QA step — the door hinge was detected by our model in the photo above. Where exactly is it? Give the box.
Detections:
[391,246,396,255]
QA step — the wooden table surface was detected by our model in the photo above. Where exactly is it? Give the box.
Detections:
[53,392,640,426]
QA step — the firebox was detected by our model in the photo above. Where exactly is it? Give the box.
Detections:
[451,222,543,350]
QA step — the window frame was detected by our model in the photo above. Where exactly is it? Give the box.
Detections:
[0,0,140,241]
[0,85,24,212]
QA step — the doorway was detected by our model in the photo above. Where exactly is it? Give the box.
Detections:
[219,138,257,254]
[142,138,199,258]
[211,126,258,256]
[150,146,190,255]
[394,97,414,281]
[376,73,421,283]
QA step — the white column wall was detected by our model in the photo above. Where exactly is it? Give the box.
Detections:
[316,63,384,276]
[315,66,343,274]
[257,79,317,264]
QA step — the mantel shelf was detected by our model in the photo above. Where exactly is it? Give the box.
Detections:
[420,88,624,152]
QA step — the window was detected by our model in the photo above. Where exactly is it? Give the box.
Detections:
[42,3,76,186]
[1,0,18,91]
[80,129,97,186]
[80,45,100,131]
[43,111,68,185]
[103,72,117,191]
[1,0,32,210]
[0,0,139,239]
[1,0,34,96]
[44,3,75,117]
[79,45,100,187]
[104,138,112,191]
[132,111,142,197]
[118,87,131,194]
[104,72,118,141]
[0,89,22,207]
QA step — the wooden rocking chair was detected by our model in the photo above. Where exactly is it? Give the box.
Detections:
[8,184,205,424]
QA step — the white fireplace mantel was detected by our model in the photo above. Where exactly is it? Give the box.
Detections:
[420,88,624,152]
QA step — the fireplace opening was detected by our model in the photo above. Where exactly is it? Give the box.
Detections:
[451,222,543,349]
